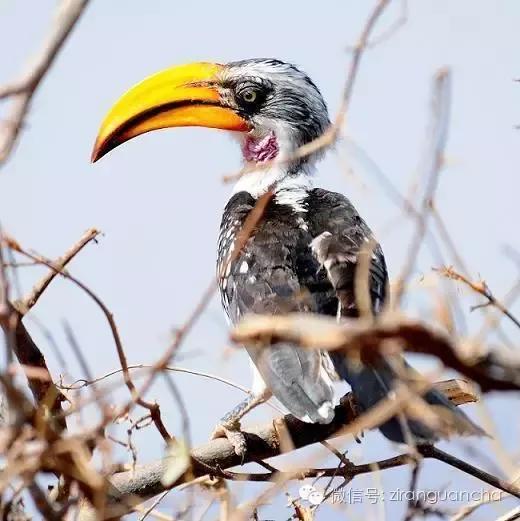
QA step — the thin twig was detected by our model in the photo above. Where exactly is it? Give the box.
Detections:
[437,266,520,330]
[0,0,91,165]
[418,445,520,501]
[450,493,504,521]
[61,364,251,395]
[0,227,17,371]
[137,490,171,520]
[403,457,422,521]
[6,237,173,442]
[78,384,504,519]
[394,67,451,303]
[19,228,100,314]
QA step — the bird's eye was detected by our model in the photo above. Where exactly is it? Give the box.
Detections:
[240,88,258,104]
[235,82,270,112]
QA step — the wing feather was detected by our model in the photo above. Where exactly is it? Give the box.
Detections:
[306,189,484,441]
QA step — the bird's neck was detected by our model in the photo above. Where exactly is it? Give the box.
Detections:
[232,130,315,198]
[232,163,314,199]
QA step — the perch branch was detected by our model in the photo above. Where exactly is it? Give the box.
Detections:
[77,380,479,519]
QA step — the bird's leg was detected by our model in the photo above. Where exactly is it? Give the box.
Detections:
[345,392,364,443]
[211,388,271,459]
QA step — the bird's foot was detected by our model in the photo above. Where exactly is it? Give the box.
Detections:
[211,419,247,460]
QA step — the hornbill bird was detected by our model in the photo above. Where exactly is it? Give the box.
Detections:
[92,59,483,455]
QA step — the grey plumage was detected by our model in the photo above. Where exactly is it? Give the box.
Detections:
[217,186,483,442]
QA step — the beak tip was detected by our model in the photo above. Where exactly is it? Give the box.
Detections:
[91,138,108,163]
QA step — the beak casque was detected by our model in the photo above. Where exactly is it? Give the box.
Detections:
[91,62,249,162]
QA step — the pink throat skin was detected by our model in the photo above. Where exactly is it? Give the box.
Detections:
[242,132,279,162]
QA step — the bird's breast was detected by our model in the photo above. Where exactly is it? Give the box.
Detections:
[217,192,336,322]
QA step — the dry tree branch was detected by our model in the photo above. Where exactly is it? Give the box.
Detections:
[18,228,100,314]
[135,490,171,521]
[0,232,10,325]
[393,67,451,303]
[45,361,285,428]
[438,266,520,330]
[6,238,174,442]
[450,491,504,521]
[61,364,252,397]
[495,505,520,521]
[10,320,68,434]
[0,309,68,434]
[76,380,478,520]
[1,228,99,434]
[430,204,470,276]
[61,362,288,413]
[403,458,422,521]
[0,0,91,165]
[333,0,391,127]
[364,0,408,49]
[0,227,20,374]
[477,280,520,351]
[231,313,520,391]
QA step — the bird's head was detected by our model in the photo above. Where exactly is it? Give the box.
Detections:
[92,59,330,193]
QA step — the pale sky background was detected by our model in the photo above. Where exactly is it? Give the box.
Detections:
[1,1,519,519]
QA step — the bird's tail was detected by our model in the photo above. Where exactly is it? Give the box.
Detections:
[329,353,486,443]
[248,344,335,425]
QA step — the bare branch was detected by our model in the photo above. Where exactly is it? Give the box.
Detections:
[77,381,478,519]
[438,266,520,330]
[394,67,451,303]
[0,0,91,165]
[231,312,520,391]
[18,228,100,314]
[8,239,174,442]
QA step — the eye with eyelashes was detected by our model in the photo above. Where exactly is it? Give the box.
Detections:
[234,79,272,112]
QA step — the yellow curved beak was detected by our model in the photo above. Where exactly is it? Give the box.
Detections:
[91,62,249,162]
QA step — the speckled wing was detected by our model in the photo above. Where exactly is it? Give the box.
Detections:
[306,189,484,442]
